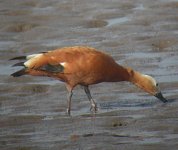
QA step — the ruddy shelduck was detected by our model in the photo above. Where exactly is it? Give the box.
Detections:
[10,46,168,115]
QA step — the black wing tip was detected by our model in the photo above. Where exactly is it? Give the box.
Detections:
[11,69,26,77]
[12,62,25,67]
[9,56,26,61]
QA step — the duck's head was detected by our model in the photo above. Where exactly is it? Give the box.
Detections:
[133,74,168,103]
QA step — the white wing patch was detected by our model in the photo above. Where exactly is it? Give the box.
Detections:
[26,54,42,60]
[24,53,43,67]
[60,62,66,67]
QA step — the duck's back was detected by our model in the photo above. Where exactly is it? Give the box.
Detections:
[12,46,125,86]
[47,46,119,85]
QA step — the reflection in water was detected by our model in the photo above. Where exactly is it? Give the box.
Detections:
[100,101,155,110]
[107,16,130,26]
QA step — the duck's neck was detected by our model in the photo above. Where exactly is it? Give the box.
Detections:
[125,67,146,87]
[113,65,145,84]
[106,63,145,85]
[111,64,157,96]
[125,67,142,81]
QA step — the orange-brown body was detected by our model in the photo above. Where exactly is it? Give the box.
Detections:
[10,46,168,114]
[26,46,129,86]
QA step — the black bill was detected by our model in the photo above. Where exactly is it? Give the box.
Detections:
[155,92,168,103]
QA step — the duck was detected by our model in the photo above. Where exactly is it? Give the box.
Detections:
[10,46,168,115]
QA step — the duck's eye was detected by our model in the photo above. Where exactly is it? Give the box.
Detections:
[156,83,159,87]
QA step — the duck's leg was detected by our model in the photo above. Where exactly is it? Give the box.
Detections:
[83,86,97,112]
[66,84,73,115]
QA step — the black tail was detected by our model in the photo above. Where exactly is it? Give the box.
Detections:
[9,56,26,60]
[11,69,26,77]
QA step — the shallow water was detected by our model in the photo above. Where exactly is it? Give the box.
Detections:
[1,0,178,150]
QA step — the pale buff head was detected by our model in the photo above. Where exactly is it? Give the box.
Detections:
[141,74,159,95]
[132,72,168,103]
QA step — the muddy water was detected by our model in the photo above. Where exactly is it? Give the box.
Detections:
[0,0,178,149]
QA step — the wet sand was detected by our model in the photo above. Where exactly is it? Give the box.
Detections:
[1,0,178,149]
